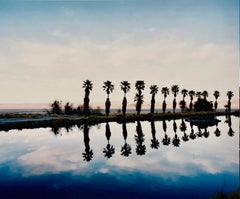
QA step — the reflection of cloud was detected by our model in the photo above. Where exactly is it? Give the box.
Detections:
[18,146,83,175]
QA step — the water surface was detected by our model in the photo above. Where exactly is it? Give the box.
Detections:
[0,116,238,198]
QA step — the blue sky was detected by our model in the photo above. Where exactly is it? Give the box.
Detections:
[0,0,238,109]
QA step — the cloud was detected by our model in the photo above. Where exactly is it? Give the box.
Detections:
[0,31,238,107]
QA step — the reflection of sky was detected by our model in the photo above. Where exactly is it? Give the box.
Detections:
[0,116,238,198]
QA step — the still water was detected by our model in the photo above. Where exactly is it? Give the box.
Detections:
[0,116,238,198]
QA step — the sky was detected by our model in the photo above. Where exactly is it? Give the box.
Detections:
[0,0,239,109]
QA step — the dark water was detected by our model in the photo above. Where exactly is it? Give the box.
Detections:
[0,116,238,198]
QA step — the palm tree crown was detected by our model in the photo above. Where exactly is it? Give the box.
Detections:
[83,80,93,91]
[181,89,188,98]
[161,87,169,98]
[135,80,145,92]
[201,90,208,99]
[120,81,131,96]
[226,91,234,100]
[171,85,179,98]
[150,85,159,95]
[196,92,202,99]
[213,91,220,100]
[103,81,114,96]
[188,90,195,100]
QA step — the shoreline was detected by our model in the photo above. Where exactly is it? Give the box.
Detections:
[0,110,238,131]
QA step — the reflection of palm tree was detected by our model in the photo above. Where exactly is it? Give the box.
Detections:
[189,122,196,140]
[51,126,61,136]
[83,80,93,116]
[213,91,220,112]
[150,85,159,114]
[196,126,203,137]
[103,122,115,158]
[120,81,131,115]
[226,116,234,136]
[103,81,114,116]
[161,87,169,113]
[214,124,221,137]
[173,120,177,133]
[135,121,146,155]
[203,127,209,138]
[171,85,179,113]
[180,119,188,142]
[162,120,171,145]
[121,122,132,157]
[188,90,195,111]
[135,81,145,115]
[172,133,180,147]
[150,120,159,149]
[82,124,94,162]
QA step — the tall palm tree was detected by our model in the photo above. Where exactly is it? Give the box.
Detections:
[226,91,234,113]
[161,87,169,113]
[180,89,188,112]
[83,80,93,116]
[213,91,220,112]
[103,81,114,116]
[150,85,159,114]
[120,81,131,115]
[201,90,208,100]
[188,90,195,111]
[134,80,145,115]
[171,85,179,113]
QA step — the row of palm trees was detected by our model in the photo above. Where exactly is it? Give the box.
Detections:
[82,80,234,116]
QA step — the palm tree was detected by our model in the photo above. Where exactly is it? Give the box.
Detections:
[83,80,93,116]
[171,85,179,113]
[226,91,234,113]
[188,90,195,111]
[150,85,159,114]
[103,81,114,116]
[201,90,208,100]
[180,89,188,112]
[213,91,220,112]
[161,87,169,113]
[120,81,131,115]
[134,80,145,115]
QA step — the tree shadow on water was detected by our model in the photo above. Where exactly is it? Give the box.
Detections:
[135,121,146,155]
[82,124,94,162]
[103,122,115,159]
[150,120,160,149]
[162,120,171,146]
[172,120,180,147]
[121,122,132,157]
